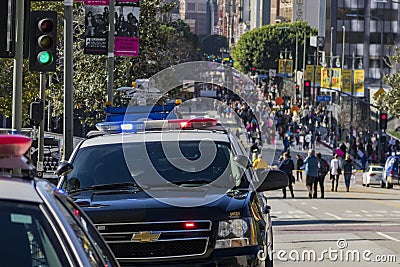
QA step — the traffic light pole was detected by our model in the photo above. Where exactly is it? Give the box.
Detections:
[37,72,46,177]
[11,0,24,132]
[64,0,74,160]
[107,0,116,104]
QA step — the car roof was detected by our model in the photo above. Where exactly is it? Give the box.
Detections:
[80,130,231,148]
[0,178,42,203]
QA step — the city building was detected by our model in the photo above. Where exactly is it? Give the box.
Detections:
[180,0,211,35]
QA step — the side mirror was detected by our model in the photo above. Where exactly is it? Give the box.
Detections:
[234,155,252,169]
[56,161,74,176]
[256,169,289,192]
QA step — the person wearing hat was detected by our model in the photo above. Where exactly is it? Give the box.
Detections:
[342,154,354,192]
[279,152,295,198]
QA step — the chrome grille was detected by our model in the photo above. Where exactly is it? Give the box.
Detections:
[95,220,212,260]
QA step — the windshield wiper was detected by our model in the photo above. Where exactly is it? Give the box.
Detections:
[68,182,143,194]
[173,179,215,186]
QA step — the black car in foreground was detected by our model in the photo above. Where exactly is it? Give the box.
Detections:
[57,118,288,266]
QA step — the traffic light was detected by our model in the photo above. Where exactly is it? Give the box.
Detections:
[304,80,311,98]
[295,85,300,104]
[29,11,57,72]
[380,112,388,130]
[251,66,256,76]
[30,100,44,124]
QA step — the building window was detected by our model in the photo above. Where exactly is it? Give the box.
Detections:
[198,3,206,12]
[187,3,195,11]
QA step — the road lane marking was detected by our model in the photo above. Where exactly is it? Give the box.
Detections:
[325,212,343,220]
[377,232,400,242]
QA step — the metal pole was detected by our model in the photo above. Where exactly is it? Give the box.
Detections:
[48,75,52,132]
[63,0,74,160]
[107,0,116,104]
[342,26,345,72]
[350,51,355,156]
[295,31,298,91]
[38,73,46,175]
[312,50,317,108]
[11,0,24,132]
[329,27,333,133]
[302,32,306,109]
[378,18,384,163]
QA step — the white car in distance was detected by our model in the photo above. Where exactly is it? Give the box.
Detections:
[362,165,384,187]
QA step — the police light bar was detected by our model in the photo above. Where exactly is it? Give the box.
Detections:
[95,118,219,133]
[0,134,33,170]
[0,134,32,157]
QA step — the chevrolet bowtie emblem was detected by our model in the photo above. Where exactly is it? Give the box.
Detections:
[131,231,161,242]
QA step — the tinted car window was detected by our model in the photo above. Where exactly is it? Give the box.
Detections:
[0,201,69,267]
[63,197,118,267]
[53,197,104,267]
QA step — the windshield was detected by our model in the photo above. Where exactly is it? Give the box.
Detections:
[64,141,242,191]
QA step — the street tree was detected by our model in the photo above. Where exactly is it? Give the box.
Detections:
[381,46,400,116]
[231,21,317,73]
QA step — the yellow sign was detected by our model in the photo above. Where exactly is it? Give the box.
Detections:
[354,69,364,97]
[305,65,314,81]
[305,65,321,86]
[131,232,161,243]
[278,59,293,76]
[374,87,385,99]
[321,68,341,89]
[341,69,364,96]
[342,70,352,93]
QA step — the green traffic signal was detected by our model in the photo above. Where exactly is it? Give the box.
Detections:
[37,51,53,65]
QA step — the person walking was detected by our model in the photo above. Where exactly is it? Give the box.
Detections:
[343,154,354,192]
[303,149,319,199]
[279,152,295,198]
[304,132,312,150]
[330,154,341,192]
[296,154,304,181]
[315,152,329,198]
[253,154,268,170]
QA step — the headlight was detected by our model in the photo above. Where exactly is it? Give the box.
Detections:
[231,219,248,237]
[218,221,232,237]
[216,218,255,249]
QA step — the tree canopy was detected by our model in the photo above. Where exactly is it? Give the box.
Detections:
[231,21,317,73]
[381,47,400,116]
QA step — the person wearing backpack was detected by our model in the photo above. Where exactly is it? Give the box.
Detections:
[315,152,329,198]
[279,152,295,198]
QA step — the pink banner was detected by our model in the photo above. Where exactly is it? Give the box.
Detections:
[114,37,139,56]
[84,0,109,5]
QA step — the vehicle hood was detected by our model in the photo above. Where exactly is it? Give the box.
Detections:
[72,189,251,223]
